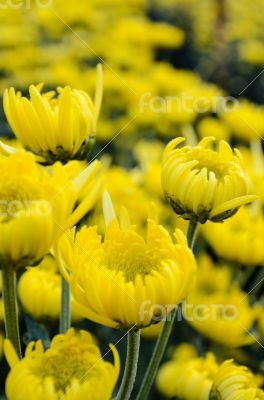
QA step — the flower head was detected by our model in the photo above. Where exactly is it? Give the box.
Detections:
[3,65,103,163]
[157,344,219,400]
[0,151,102,269]
[18,256,82,321]
[4,328,119,400]
[161,137,256,223]
[210,360,264,400]
[55,191,196,330]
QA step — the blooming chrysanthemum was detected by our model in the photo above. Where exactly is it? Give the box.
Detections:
[210,360,264,400]
[3,65,103,163]
[0,151,102,269]
[157,344,219,400]
[185,255,258,347]
[18,256,82,321]
[203,206,264,266]
[55,191,196,330]
[4,328,120,400]
[161,137,256,223]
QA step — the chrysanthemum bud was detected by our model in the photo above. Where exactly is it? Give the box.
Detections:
[210,360,264,400]
[3,65,103,164]
[161,136,257,223]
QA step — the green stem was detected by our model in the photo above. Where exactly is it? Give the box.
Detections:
[2,269,21,358]
[60,277,71,333]
[187,220,198,250]
[136,221,198,400]
[116,329,141,400]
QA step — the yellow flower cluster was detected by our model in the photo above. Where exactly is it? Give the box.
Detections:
[2,0,262,145]
[0,1,262,398]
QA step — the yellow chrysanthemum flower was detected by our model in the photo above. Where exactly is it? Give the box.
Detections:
[0,151,102,269]
[18,256,82,321]
[3,65,103,163]
[157,344,219,400]
[203,206,264,266]
[210,360,264,400]
[55,192,196,330]
[161,136,256,223]
[4,328,120,400]
[185,255,258,347]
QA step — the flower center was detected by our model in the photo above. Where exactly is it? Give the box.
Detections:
[186,148,231,179]
[103,242,160,282]
[34,344,95,394]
